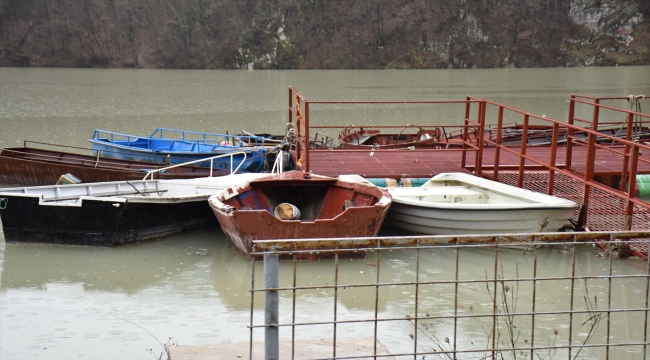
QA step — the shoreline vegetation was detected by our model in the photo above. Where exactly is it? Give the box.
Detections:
[0,0,648,70]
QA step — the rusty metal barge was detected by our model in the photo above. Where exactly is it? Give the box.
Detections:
[285,88,650,260]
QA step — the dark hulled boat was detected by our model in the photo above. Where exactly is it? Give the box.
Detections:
[0,174,268,246]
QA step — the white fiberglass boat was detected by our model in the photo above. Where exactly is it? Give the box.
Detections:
[340,173,578,235]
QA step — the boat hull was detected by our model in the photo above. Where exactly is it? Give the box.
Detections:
[217,206,387,259]
[0,147,214,185]
[341,172,578,236]
[0,174,270,246]
[339,127,440,149]
[0,195,214,246]
[385,203,575,235]
[209,171,392,260]
[90,140,266,172]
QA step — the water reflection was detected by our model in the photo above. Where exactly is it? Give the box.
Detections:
[1,221,648,359]
[1,229,222,294]
[210,242,390,311]
[0,226,257,360]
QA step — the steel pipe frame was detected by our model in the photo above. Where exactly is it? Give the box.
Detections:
[247,234,649,360]
[465,95,650,230]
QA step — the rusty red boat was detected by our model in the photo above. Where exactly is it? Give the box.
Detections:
[0,145,216,185]
[208,171,392,259]
[439,123,650,148]
[338,125,441,149]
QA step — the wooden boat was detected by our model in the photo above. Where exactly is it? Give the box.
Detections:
[0,145,217,186]
[0,173,269,246]
[439,123,650,148]
[338,126,441,149]
[339,173,578,235]
[208,171,392,259]
[89,128,268,172]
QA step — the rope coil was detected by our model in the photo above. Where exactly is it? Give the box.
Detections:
[0,197,7,210]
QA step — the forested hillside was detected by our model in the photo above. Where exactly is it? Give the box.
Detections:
[0,0,648,69]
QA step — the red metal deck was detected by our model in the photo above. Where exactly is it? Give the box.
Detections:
[306,146,650,178]
[287,88,650,260]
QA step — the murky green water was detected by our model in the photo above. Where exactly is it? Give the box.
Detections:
[1,67,649,359]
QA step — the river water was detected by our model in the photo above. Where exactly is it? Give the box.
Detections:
[1,67,649,359]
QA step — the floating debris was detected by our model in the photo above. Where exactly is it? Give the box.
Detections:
[194,251,213,256]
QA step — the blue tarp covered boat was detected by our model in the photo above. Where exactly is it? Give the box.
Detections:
[89,128,268,172]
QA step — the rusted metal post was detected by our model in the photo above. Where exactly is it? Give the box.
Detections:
[517,114,529,188]
[264,252,279,360]
[493,106,504,182]
[619,113,634,191]
[566,96,576,170]
[581,99,601,226]
[304,101,310,172]
[475,100,487,177]
[548,122,559,195]
[625,146,640,222]
[461,97,471,169]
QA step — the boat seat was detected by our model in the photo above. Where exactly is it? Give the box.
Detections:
[389,186,488,204]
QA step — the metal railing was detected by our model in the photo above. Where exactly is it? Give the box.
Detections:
[287,86,477,171]
[463,95,650,232]
[286,87,650,235]
[248,231,650,359]
[141,151,248,179]
[148,127,269,147]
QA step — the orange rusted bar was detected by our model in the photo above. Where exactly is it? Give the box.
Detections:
[475,100,487,177]
[626,146,640,221]
[461,97,471,169]
[492,106,504,182]
[304,101,310,172]
[581,99,601,226]
[548,122,560,195]
[517,114,529,188]
[566,95,576,170]
[620,112,634,192]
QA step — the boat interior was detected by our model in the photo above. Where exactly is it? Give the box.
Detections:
[0,179,229,205]
[222,180,380,220]
[96,137,219,152]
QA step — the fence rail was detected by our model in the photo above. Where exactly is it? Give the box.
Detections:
[249,231,650,359]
